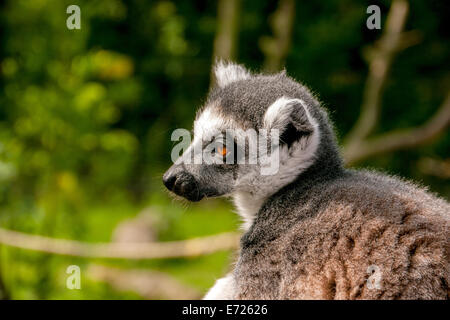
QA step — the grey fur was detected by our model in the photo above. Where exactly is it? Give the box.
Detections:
[165,61,450,300]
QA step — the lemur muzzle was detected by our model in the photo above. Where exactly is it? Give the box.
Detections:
[163,166,204,202]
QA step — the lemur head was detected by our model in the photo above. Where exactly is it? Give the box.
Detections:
[163,61,342,226]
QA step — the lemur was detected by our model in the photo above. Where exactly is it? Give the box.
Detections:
[163,61,450,300]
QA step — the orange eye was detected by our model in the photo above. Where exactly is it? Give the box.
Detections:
[217,145,227,156]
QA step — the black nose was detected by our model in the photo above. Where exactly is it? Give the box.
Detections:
[162,168,204,202]
[163,173,176,191]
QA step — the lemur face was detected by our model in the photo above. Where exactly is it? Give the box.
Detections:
[163,61,321,202]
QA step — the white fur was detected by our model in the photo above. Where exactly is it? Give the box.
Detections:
[194,105,236,138]
[203,274,235,300]
[214,61,251,87]
[263,96,297,129]
[233,191,267,231]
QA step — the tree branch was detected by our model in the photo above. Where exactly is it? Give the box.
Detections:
[343,92,450,165]
[344,0,409,148]
[417,157,450,179]
[0,227,239,260]
[260,0,295,72]
[88,264,201,299]
[211,0,241,86]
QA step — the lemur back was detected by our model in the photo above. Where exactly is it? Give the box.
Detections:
[236,169,449,299]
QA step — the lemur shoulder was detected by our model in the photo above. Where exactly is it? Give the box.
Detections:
[163,61,450,300]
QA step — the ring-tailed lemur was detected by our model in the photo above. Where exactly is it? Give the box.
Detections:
[163,61,450,300]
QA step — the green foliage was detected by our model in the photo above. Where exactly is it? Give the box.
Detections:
[0,0,448,299]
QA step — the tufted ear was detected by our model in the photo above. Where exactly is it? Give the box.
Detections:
[263,97,316,147]
[213,60,251,87]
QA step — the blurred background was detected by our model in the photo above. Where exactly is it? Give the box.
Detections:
[0,0,448,299]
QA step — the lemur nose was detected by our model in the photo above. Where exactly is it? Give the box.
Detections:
[162,172,177,191]
[163,167,204,202]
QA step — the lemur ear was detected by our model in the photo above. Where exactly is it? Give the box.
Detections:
[263,97,315,147]
[213,60,251,87]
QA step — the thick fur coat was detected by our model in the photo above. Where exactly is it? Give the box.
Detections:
[236,170,449,299]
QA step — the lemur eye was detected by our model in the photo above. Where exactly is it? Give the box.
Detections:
[217,145,227,156]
